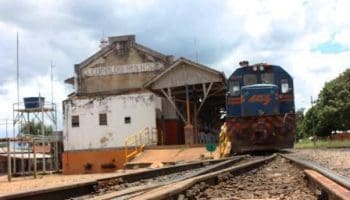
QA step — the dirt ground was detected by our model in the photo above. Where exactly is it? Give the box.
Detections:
[0,146,219,196]
[0,168,147,196]
[290,148,350,177]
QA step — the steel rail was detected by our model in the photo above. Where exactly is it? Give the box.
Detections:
[130,154,350,200]
[79,156,247,200]
[0,156,243,200]
[279,153,350,190]
[130,154,276,200]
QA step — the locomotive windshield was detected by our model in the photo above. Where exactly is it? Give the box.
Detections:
[243,74,257,85]
[261,73,274,84]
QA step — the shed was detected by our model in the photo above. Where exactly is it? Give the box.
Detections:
[145,57,226,144]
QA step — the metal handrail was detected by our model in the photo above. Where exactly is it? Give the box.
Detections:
[124,127,157,162]
[125,133,139,162]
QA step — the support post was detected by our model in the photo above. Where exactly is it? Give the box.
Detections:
[54,140,59,171]
[184,84,194,145]
[33,140,37,179]
[194,102,198,144]
[185,84,190,124]
[28,142,31,173]
[7,138,11,182]
[21,139,24,176]
[41,106,46,173]
[13,122,16,174]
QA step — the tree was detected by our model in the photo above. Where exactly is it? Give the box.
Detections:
[295,108,305,140]
[304,68,350,137]
[20,120,53,136]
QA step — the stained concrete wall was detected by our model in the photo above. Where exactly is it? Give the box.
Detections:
[63,92,161,150]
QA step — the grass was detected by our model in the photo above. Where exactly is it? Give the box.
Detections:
[294,139,350,149]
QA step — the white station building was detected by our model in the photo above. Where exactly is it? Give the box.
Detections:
[63,35,226,174]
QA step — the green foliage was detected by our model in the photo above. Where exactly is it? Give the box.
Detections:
[20,120,53,136]
[295,108,305,139]
[303,69,350,137]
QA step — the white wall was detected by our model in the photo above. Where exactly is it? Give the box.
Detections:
[63,92,159,150]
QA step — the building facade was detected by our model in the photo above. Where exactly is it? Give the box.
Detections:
[63,35,226,174]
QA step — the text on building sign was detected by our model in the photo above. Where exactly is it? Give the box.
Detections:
[83,62,163,76]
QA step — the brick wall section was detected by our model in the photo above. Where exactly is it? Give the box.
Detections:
[62,148,129,174]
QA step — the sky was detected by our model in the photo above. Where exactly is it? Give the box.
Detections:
[0,0,349,135]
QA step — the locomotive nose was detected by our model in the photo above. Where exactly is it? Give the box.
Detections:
[241,84,279,117]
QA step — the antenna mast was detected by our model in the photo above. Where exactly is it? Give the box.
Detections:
[16,32,19,108]
[50,61,54,104]
[194,38,198,63]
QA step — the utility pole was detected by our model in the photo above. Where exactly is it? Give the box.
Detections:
[14,32,20,174]
[16,32,19,112]
[194,38,198,63]
[311,96,316,147]
[5,119,8,138]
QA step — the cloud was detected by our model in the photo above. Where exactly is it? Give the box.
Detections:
[0,0,350,135]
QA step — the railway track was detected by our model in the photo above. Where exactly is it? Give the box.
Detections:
[85,155,266,200]
[2,153,349,200]
[1,156,248,200]
[130,154,350,200]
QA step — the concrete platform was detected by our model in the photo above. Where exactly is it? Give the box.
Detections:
[126,145,220,168]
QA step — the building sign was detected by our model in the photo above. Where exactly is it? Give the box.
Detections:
[83,62,163,76]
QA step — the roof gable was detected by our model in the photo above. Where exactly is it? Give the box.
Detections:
[145,58,226,89]
[76,35,173,71]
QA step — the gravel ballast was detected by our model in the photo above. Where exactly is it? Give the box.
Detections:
[187,157,318,200]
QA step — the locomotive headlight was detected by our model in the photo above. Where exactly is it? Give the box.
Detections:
[253,66,258,71]
[259,65,264,71]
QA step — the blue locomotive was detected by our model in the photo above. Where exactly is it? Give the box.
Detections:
[226,61,296,152]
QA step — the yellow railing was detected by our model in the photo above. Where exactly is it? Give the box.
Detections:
[219,122,231,158]
[125,127,158,162]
